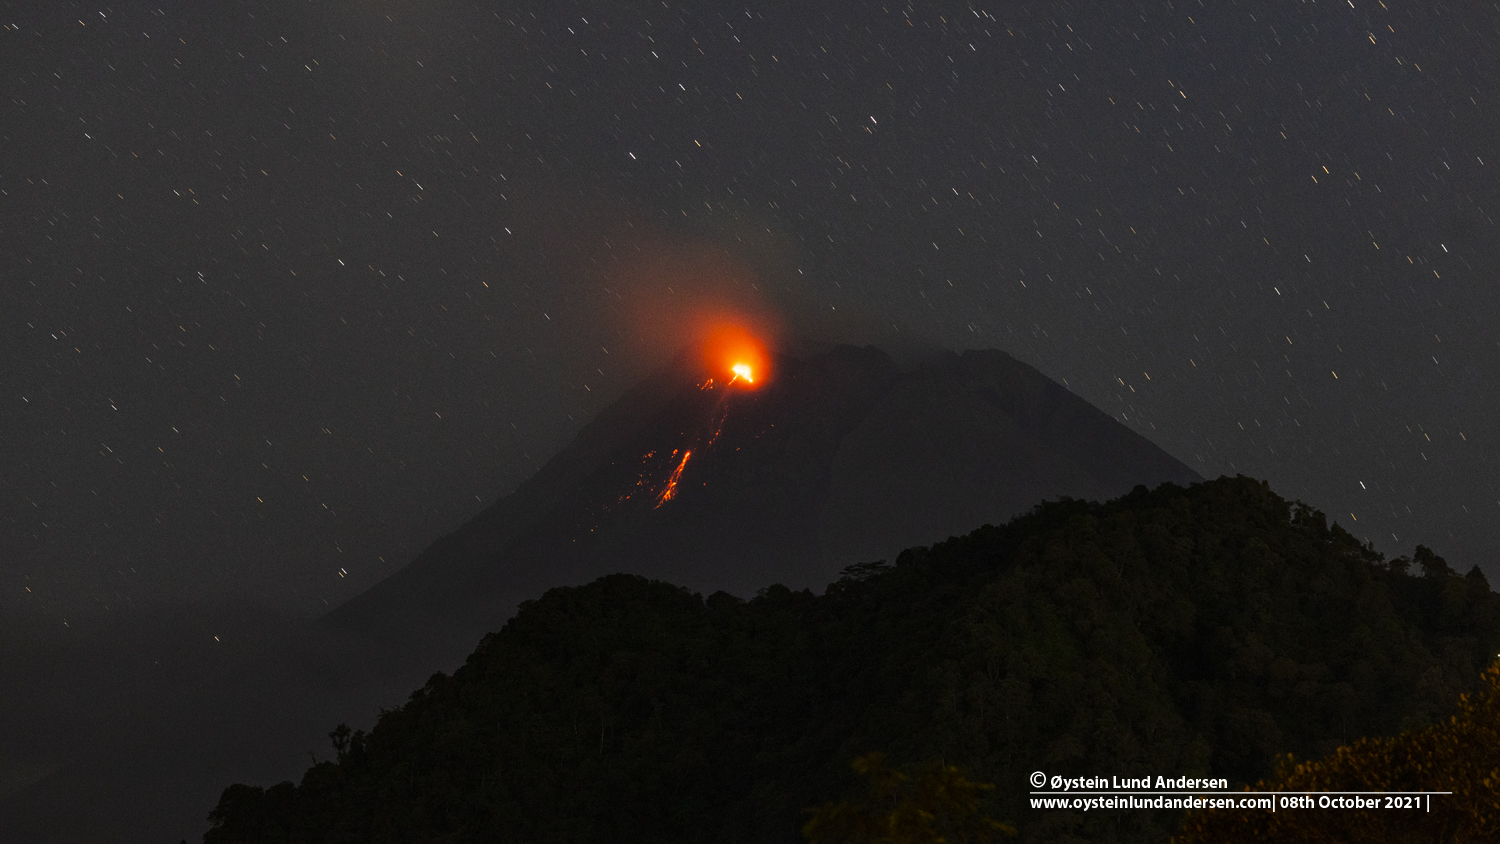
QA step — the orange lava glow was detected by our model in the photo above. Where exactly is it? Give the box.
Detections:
[701,322,769,388]
[655,449,692,507]
[578,225,785,378]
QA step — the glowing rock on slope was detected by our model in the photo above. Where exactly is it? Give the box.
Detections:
[655,450,692,507]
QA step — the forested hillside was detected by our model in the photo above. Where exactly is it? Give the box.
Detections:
[203,477,1500,843]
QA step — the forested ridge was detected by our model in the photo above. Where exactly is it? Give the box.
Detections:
[204,476,1500,843]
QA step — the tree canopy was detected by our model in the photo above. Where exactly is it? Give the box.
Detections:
[203,476,1500,843]
[803,753,1016,843]
[1176,658,1500,843]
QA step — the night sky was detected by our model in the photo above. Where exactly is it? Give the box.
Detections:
[7,0,1500,634]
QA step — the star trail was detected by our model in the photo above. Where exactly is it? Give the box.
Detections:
[6,0,1500,630]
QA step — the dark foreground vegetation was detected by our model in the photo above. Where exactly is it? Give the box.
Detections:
[1178,657,1500,843]
[204,476,1500,842]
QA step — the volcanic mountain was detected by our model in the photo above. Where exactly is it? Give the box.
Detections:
[0,342,1199,844]
[327,342,1200,664]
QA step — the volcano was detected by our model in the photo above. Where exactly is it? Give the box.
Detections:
[327,342,1200,662]
[1,343,1199,843]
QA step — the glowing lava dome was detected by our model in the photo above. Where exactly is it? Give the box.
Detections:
[699,321,769,388]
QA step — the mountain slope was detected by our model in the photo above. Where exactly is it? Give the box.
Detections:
[0,342,1200,844]
[326,343,1200,663]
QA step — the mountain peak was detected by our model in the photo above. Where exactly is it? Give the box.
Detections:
[325,344,1197,664]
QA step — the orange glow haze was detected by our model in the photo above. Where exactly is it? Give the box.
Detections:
[702,322,770,388]
[569,224,782,387]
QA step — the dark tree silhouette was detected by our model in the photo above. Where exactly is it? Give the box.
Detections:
[203,477,1500,843]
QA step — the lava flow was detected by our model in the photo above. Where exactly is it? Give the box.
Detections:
[649,331,768,509]
[655,449,692,507]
